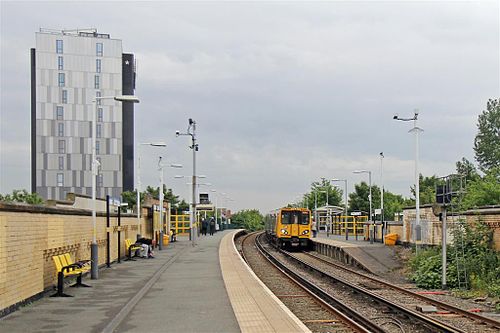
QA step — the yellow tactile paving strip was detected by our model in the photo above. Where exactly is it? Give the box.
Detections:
[220,230,311,333]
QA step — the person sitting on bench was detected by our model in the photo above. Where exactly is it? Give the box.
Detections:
[135,238,154,258]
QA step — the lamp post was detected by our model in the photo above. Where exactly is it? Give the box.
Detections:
[394,110,423,252]
[314,190,327,234]
[158,157,182,250]
[176,119,198,246]
[353,170,372,242]
[210,189,218,229]
[380,152,385,236]
[332,179,348,239]
[91,95,139,280]
[137,142,166,239]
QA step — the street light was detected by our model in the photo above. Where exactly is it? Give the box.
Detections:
[379,152,385,236]
[210,189,219,229]
[353,169,373,242]
[91,94,139,279]
[137,142,166,239]
[158,157,182,250]
[176,118,198,246]
[394,110,423,252]
[332,178,348,239]
[314,190,327,234]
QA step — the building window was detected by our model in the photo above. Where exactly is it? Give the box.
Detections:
[56,106,64,120]
[58,73,65,87]
[56,40,63,54]
[96,91,101,105]
[97,107,103,122]
[58,140,65,154]
[57,173,64,186]
[58,156,64,170]
[96,124,102,138]
[96,157,102,173]
[58,123,64,137]
[96,140,100,155]
[97,174,103,187]
[94,75,100,89]
[96,43,103,56]
[57,56,64,70]
[96,59,101,73]
[61,90,68,104]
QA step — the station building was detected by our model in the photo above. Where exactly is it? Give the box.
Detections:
[30,28,137,200]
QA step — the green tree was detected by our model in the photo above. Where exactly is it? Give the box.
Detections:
[144,185,180,206]
[410,174,439,205]
[383,191,413,221]
[173,199,190,214]
[303,178,342,209]
[474,98,500,172]
[121,190,138,211]
[0,189,44,205]
[231,209,264,231]
[455,157,480,182]
[348,182,380,217]
[461,167,500,209]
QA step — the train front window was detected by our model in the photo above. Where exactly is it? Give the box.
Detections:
[281,212,292,224]
[300,212,310,225]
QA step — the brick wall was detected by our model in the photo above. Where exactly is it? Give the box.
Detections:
[0,202,151,313]
[400,205,500,250]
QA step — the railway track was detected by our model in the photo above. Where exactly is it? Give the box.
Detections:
[295,250,500,333]
[238,231,379,332]
[256,232,475,333]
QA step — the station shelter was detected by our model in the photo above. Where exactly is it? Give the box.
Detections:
[314,205,367,237]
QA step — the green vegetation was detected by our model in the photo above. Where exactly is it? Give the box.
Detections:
[474,98,500,172]
[461,167,500,210]
[121,185,189,213]
[302,178,343,208]
[231,209,264,231]
[0,189,44,205]
[348,182,412,220]
[409,220,500,304]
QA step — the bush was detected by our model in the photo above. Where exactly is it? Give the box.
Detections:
[0,189,44,205]
[408,219,500,299]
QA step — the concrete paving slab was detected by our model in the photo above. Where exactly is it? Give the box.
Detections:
[314,233,401,275]
[0,231,239,333]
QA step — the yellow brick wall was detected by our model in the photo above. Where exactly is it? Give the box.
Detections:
[0,206,151,312]
[401,206,500,250]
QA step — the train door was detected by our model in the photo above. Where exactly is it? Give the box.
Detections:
[290,212,299,237]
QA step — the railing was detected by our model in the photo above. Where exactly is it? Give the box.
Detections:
[329,216,368,236]
[170,214,191,235]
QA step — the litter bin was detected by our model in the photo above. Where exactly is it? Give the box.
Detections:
[163,234,170,246]
[384,233,398,246]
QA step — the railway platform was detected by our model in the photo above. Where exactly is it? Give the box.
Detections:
[313,233,402,276]
[0,229,308,333]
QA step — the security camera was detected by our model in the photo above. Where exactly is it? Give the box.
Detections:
[393,115,398,120]
[188,118,193,125]
[175,130,180,137]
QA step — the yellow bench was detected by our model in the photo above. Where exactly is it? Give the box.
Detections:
[125,239,143,260]
[51,253,91,297]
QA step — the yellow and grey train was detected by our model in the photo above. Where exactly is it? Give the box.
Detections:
[265,207,312,249]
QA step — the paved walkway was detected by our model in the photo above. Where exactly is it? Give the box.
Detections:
[1,231,240,333]
[314,232,401,275]
[220,230,309,333]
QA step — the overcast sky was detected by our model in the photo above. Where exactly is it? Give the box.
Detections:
[1,1,499,213]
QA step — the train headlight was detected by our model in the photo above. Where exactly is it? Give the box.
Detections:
[280,229,288,235]
[302,230,309,235]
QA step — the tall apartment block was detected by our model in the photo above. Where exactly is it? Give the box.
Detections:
[31,29,136,200]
